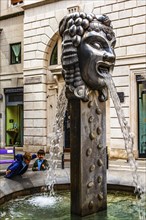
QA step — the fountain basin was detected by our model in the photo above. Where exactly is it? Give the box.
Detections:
[1,167,145,205]
[0,190,139,220]
[0,167,145,219]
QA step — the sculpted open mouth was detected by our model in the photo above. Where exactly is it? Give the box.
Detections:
[96,63,111,78]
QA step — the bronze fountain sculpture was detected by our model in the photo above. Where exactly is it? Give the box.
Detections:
[59,12,116,217]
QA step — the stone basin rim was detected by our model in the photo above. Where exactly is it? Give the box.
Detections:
[0,182,135,206]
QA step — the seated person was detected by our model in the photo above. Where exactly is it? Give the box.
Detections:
[5,152,36,179]
[32,149,49,171]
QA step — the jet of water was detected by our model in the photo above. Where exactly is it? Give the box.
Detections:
[45,86,68,194]
[105,75,145,219]
[105,75,144,196]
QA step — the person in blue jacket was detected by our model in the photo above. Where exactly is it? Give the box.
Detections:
[5,152,36,178]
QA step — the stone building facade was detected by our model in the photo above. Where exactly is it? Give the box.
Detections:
[0,0,146,159]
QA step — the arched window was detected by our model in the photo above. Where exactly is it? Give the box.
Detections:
[50,43,57,65]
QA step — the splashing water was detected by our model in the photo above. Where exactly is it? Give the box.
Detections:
[105,75,146,220]
[45,86,68,195]
[0,191,140,220]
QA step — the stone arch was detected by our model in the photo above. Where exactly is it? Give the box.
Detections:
[44,31,60,68]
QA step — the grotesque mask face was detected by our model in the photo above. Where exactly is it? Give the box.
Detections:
[59,13,116,102]
[78,29,116,101]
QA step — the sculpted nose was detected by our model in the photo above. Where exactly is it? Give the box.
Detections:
[103,52,115,63]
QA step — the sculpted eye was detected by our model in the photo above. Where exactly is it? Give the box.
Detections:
[89,42,102,50]
[94,43,101,50]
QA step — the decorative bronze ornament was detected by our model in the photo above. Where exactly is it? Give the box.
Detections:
[89,132,96,140]
[59,13,116,102]
[88,200,94,209]
[86,148,92,156]
[88,116,94,123]
[97,159,103,166]
[96,107,102,115]
[97,144,103,149]
[98,193,103,200]
[87,181,94,188]
[89,164,96,172]
[97,175,102,183]
[97,126,102,135]
[88,101,93,108]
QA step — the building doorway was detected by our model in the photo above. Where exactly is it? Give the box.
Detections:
[4,87,23,146]
[137,76,146,158]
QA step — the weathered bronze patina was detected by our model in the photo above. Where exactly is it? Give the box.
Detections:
[59,12,116,217]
